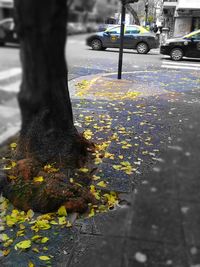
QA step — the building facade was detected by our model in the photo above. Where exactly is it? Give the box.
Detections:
[163,0,200,37]
[0,0,13,20]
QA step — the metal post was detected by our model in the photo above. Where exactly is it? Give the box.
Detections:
[117,2,126,80]
[145,1,148,27]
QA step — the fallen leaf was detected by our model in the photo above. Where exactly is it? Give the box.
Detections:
[33,176,44,183]
[97,181,107,188]
[15,240,32,250]
[39,255,51,261]
[57,206,67,217]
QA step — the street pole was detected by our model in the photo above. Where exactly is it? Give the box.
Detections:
[117,2,126,80]
[145,1,148,27]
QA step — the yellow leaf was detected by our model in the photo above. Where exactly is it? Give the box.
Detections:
[27,209,34,218]
[97,181,107,188]
[112,165,121,170]
[58,217,66,225]
[28,261,35,267]
[43,164,59,173]
[4,239,13,248]
[32,247,39,253]
[16,230,24,237]
[8,175,17,180]
[11,161,17,168]
[10,143,17,149]
[3,161,16,170]
[92,175,100,181]
[83,129,93,140]
[57,206,67,217]
[66,221,72,228]
[19,224,25,230]
[33,176,44,183]
[41,237,49,244]
[98,205,107,212]
[39,255,51,261]
[50,220,58,225]
[15,240,31,250]
[78,168,89,173]
[95,157,102,165]
[1,233,9,241]
[31,220,51,232]
[88,208,95,218]
[31,235,42,242]
[3,249,10,256]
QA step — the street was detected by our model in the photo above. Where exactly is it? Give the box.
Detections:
[1,33,200,266]
[0,32,199,146]
[0,33,200,145]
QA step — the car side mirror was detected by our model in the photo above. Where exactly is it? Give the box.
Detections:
[103,32,110,36]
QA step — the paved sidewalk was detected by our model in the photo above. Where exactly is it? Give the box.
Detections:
[1,70,200,267]
[65,71,200,267]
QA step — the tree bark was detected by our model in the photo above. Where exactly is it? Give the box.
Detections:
[14,0,89,165]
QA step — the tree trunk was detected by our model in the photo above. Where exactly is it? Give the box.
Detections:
[0,0,96,214]
[14,0,89,165]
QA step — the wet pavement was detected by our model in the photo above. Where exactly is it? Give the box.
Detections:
[0,70,200,266]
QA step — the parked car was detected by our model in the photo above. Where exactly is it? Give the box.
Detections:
[0,18,18,46]
[86,25,159,54]
[160,29,200,61]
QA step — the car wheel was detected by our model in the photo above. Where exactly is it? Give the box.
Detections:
[136,42,149,54]
[170,48,183,61]
[91,39,103,50]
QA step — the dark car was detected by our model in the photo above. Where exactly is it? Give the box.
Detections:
[160,29,200,61]
[0,18,18,46]
[86,25,159,54]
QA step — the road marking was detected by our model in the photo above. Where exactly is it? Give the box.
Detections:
[162,61,200,67]
[162,65,200,71]
[0,68,21,81]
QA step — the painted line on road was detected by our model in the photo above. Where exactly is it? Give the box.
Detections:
[162,61,200,67]
[161,65,200,71]
[0,68,21,81]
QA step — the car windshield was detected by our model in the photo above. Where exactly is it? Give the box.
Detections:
[184,29,200,39]
[105,25,148,34]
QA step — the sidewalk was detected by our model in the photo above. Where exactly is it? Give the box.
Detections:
[67,71,200,267]
[1,70,200,267]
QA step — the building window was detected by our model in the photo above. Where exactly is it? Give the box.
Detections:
[192,17,200,31]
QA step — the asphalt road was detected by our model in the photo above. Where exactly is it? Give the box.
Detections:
[0,33,200,82]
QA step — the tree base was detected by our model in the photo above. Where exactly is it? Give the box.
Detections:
[1,136,99,214]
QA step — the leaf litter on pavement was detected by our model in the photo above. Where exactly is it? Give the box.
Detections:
[0,77,178,266]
